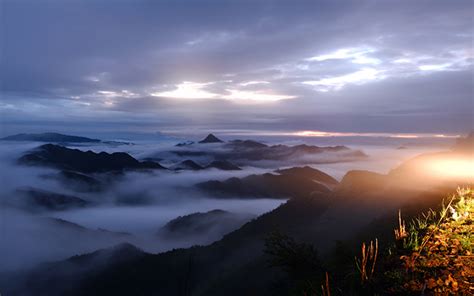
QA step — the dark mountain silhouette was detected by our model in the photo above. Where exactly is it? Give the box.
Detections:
[276,166,339,187]
[18,144,166,173]
[54,170,104,192]
[171,160,241,171]
[199,133,224,143]
[6,193,332,296]
[1,132,101,143]
[336,170,388,194]
[13,188,89,211]
[45,217,132,237]
[226,139,268,149]
[170,138,366,164]
[172,159,205,171]
[6,152,469,296]
[1,243,145,296]
[197,166,336,198]
[206,160,241,170]
[175,140,195,147]
[159,209,255,239]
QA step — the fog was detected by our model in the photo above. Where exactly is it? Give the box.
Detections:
[0,135,452,272]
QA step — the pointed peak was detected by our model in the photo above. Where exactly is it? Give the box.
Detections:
[198,133,223,143]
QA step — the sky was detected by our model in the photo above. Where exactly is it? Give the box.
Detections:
[1,0,473,137]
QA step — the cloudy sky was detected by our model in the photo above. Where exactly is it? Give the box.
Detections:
[1,0,473,137]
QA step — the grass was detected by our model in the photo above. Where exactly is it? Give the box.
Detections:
[388,187,474,294]
[265,187,473,295]
[355,239,378,284]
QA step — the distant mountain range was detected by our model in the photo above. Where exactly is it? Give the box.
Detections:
[1,132,132,145]
[164,134,367,165]
[3,132,472,295]
[1,132,101,143]
[19,144,166,173]
[172,159,242,171]
[11,187,89,212]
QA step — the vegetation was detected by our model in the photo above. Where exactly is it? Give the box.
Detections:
[265,187,474,295]
[355,238,378,284]
[384,187,474,295]
[264,231,324,295]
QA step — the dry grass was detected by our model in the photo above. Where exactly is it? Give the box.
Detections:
[320,272,330,296]
[394,209,407,241]
[395,187,474,294]
[355,238,378,284]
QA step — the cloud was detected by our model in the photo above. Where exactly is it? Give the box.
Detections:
[1,0,472,134]
[151,82,219,100]
[302,68,383,92]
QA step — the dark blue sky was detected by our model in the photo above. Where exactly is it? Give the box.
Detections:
[1,0,473,137]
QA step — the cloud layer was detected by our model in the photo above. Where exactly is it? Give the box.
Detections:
[1,0,472,135]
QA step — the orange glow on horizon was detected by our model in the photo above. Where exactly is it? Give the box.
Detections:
[292,130,459,139]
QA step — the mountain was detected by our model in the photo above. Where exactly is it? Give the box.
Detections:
[197,166,336,198]
[1,243,144,296]
[1,132,101,143]
[171,160,241,171]
[336,170,388,194]
[198,133,224,143]
[159,209,255,242]
[175,140,195,147]
[205,160,241,170]
[54,170,104,192]
[169,138,366,165]
[46,218,132,237]
[12,187,89,211]
[226,139,268,149]
[276,166,339,188]
[5,152,468,296]
[172,159,205,171]
[18,144,166,173]
[6,193,332,296]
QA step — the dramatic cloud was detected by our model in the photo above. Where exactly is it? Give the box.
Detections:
[1,0,472,136]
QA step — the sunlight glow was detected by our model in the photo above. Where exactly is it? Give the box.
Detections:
[240,81,270,86]
[150,82,218,99]
[426,157,474,180]
[97,90,138,98]
[418,63,452,71]
[292,130,460,139]
[223,89,295,102]
[302,68,382,91]
[150,81,293,102]
[306,47,381,65]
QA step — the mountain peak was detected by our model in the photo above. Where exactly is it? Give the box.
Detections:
[198,133,223,143]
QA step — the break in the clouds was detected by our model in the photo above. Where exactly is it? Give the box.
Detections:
[1,0,473,135]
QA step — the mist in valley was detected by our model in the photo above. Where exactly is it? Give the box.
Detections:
[0,134,457,273]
